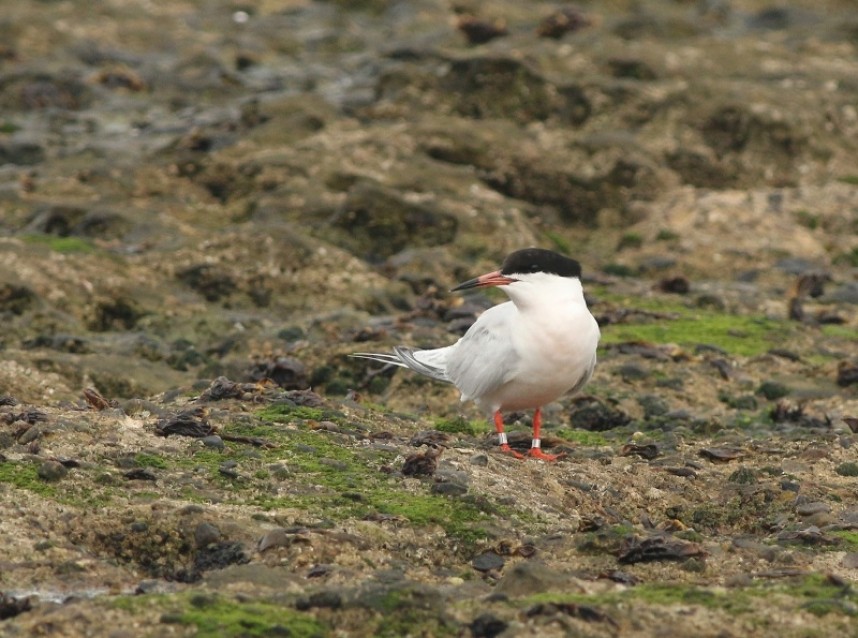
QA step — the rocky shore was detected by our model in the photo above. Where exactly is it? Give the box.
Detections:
[1,1,857,636]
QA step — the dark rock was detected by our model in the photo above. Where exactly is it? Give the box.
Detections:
[469,612,507,638]
[472,551,504,572]
[194,522,222,548]
[617,534,707,564]
[179,541,248,582]
[296,590,343,610]
[837,361,858,387]
[37,460,68,482]
[0,592,31,620]
[0,283,36,315]
[619,443,659,460]
[402,446,442,476]
[201,435,225,450]
[569,399,631,431]
[699,447,742,462]
[177,264,236,302]
[88,297,144,331]
[657,275,690,294]
[795,502,830,517]
[638,394,669,418]
[0,140,44,165]
[607,57,658,80]
[756,381,791,400]
[327,180,458,263]
[246,356,308,390]
[431,481,468,496]
[456,16,508,45]
[442,57,555,123]
[156,408,214,438]
[124,468,157,481]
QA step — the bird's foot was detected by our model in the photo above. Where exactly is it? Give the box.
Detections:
[499,444,524,459]
[526,448,565,462]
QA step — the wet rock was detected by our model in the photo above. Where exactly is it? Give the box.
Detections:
[469,613,507,638]
[619,443,659,460]
[194,522,222,548]
[37,460,68,482]
[699,447,742,463]
[472,551,504,573]
[124,468,157,481]
[201,435,225,450]
[179,541,249,582]
[456,16,508,45]
[617,534,707,564]
[0,592,31,620]
[156,408,214,438]
[569,398,631,431]
[327,180,458,263]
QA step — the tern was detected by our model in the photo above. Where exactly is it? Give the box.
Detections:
[355,248,600,461]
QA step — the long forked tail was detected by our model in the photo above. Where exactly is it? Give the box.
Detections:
[351,346,450,383]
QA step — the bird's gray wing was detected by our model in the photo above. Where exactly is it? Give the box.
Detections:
[444,302,520,403]
[570,352,597,395]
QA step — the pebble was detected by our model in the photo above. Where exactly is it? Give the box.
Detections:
[37,460,68,482]
[431,482,468,496]
[472,551,504,572]
[195,522,222,548]
[201,435,224,450]
[795,501,830,517]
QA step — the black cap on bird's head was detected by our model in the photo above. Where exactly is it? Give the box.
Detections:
[499,248,582,279]
[451,248,582,292]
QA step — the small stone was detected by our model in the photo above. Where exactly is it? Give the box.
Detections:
[37,460,68,482]
[431,482,468,496]
[195,522,222,548]
[472,551,505,572]
[201,435,224,450]
[469,612,508,638]
[795,502,830,517]
[258,529,291,552]
[470,453,489,466]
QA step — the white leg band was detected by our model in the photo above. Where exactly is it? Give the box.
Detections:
[531,438,541,449]
[497,433,508,445]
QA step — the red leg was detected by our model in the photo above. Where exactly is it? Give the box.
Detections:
[527,407,565,461]
[494,411,523,459]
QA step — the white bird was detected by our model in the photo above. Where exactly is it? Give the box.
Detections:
[355,248,600,461]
